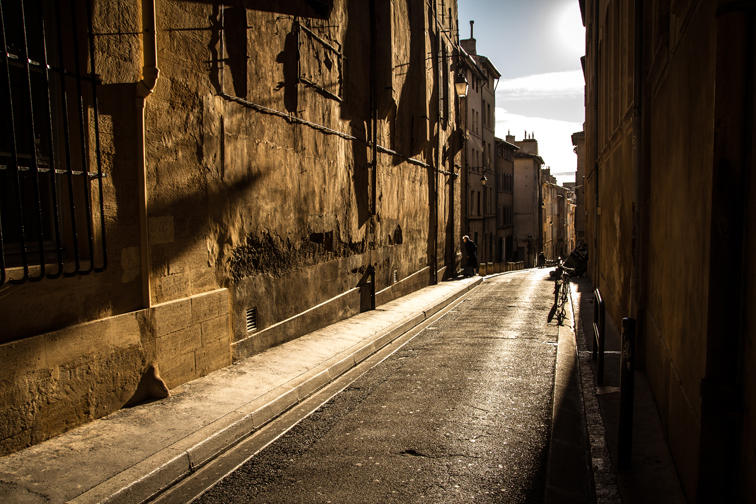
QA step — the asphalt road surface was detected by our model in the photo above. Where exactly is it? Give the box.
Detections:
[197,270,559,504]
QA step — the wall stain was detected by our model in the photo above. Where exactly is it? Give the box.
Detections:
[228,230,366,282]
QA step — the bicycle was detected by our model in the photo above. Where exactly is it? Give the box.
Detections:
[548,260,573,326]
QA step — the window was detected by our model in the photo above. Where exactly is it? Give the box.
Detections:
[0,0,105,284]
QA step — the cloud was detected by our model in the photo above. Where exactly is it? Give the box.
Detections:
[496,108,582,186]
[496,70,584,101]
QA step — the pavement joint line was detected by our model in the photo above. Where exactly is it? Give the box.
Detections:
[72,276,484,504]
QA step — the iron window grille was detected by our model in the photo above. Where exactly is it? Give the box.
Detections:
[0,0,106,285]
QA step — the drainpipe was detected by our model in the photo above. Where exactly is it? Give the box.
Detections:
[429,10,439,285]
[631,0,646,366]
[592,0,600,285]
[368,0,377,308]
[137,0,159,307]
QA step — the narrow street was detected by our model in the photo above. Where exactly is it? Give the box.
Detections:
[195,270,562,503]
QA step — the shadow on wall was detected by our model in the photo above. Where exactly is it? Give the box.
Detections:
[98,83,140,234]
[425,4,441,280]
[205,4,249,101]
[443,130,464,277]
[391,0,427,162]
[342,1,371,227]
[224,5,247,98]
[181,0,333,19]
[146,171,264,281]
[276,24,299,113]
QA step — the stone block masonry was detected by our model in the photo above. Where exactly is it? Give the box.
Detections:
[0,289,231,456]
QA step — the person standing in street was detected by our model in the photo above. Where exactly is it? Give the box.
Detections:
[462,235,479,277]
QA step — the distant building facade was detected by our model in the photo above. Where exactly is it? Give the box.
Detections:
[460,25,500,262]
[509,133,543,267]
[541,168,558,260]
[571,130,586,245]
[495,137,518,261]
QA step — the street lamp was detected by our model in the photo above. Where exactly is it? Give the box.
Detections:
[455,70,468,97]
[480,174,488,185]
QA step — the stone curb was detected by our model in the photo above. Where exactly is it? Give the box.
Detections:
[569,281,621,503]
[71,277,483,504]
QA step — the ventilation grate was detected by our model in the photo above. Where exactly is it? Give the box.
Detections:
[246,307,258,333]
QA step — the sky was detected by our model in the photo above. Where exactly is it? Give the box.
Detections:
[457,0,585,185]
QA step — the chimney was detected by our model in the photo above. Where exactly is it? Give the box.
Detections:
[460,20,477,55]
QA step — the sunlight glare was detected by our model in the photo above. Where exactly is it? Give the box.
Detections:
[554,2,585,57]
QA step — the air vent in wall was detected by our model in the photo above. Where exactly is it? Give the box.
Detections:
[246,307,258,333]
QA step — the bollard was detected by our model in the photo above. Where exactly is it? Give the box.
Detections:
[592,289,606,385]
[618,317,636,470]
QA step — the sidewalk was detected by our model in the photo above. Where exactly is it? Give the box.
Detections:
[0,276,482,504]
[570,277,686,503]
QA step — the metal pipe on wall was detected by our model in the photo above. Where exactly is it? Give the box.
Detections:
[368,0,377,309]
[136,0,159,307]
[631,0,647,367]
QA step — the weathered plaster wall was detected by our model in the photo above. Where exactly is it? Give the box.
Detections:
[0,0,461,455]
[583,0,717,498]
[642,4,716,497]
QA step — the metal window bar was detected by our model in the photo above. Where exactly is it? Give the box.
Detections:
[295,20,343,103]
[0,0,106,285]
[246,307,257,333]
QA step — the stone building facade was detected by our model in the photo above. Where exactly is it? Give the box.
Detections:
[541,168,558,261]
[509,133,543,267]
[0,0,462,455]
[460,27,499,262]
[494,137,517,262]
[581,0,756,500]
[571,130,585,245]
[565,192,576,255]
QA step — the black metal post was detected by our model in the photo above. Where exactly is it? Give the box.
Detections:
[70,2,96,273]
[0,1,29,282]
[85,0,107,272]
[593,288,605,385]
[55,0,81,275]
[618,316,636,470]
[40,6,64,279]
[18,0,46,281]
